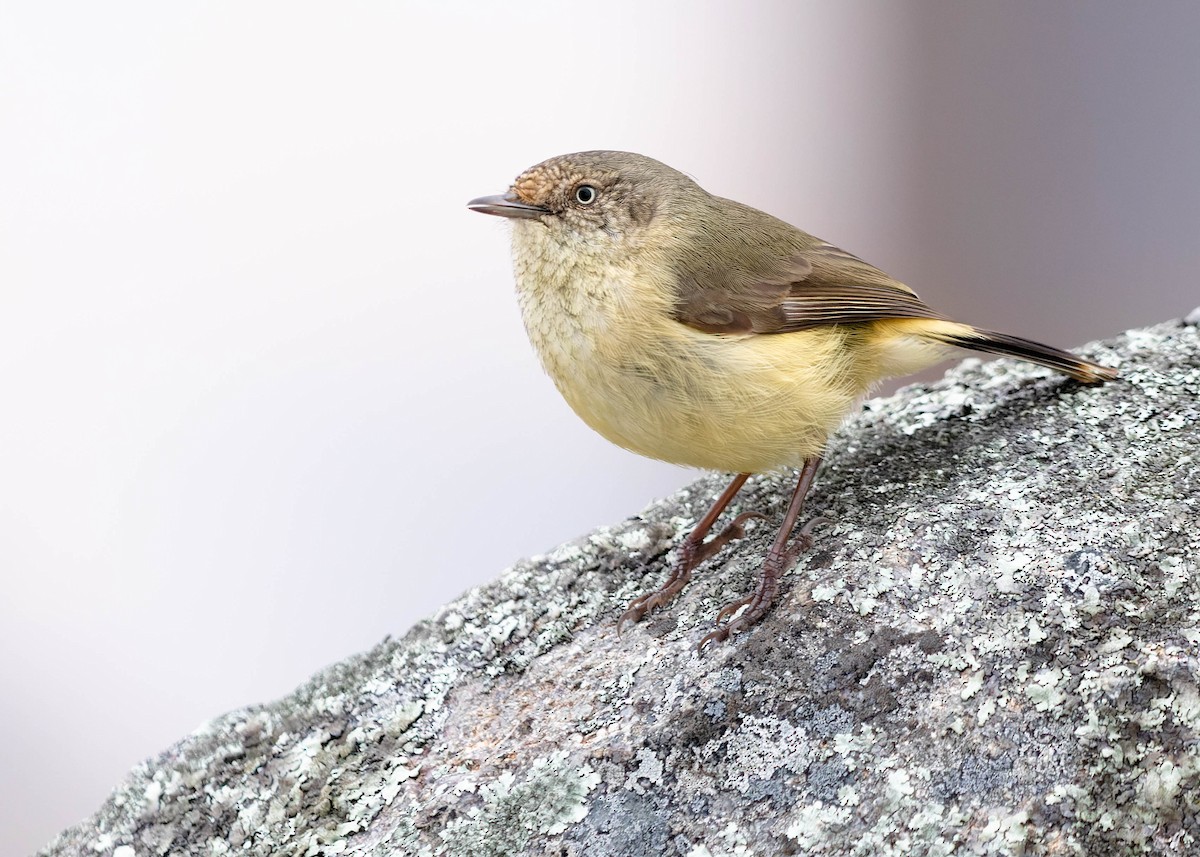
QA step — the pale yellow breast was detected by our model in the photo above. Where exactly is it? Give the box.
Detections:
[508,223,942,473]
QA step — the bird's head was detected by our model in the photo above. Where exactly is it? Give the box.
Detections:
[469,151,703,256]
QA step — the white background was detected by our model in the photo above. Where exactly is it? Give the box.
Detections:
[3,3,1197,852]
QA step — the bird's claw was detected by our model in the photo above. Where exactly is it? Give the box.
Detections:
[691,511,766,565]
[618,510,763,634]
[713,593,755,626]
[697,515,830,651]
[617,581,687,634]
[780,515,830,564]
[698,590,772,651]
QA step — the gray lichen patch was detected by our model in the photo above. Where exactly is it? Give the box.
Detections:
[40,317,1200,856]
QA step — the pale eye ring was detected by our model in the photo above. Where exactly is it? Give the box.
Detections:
[574,184,597,205]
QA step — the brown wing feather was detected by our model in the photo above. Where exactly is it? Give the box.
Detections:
[672,210,944,336]
[775,282,948,332]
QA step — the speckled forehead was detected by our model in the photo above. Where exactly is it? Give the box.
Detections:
[511,159,617,205]
[511,166,561,205]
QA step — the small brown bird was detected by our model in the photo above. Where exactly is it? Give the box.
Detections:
[468,151,1116,647]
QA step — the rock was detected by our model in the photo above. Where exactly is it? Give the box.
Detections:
[40,317,1200,857]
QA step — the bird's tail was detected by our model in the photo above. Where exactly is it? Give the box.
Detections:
[919,321,1117,384]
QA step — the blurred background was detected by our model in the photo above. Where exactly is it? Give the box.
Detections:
[2,2,1196,851]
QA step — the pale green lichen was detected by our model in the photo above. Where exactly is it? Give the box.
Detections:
[624,747,664,795]
[40,318,1200,856]
[435,753,600,856]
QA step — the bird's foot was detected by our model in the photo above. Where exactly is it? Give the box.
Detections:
[698,516,829,650]
[618,511,763,633]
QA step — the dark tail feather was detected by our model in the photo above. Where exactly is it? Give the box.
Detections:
[929,326,1118,384]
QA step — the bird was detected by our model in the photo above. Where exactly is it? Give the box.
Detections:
[468,150,1117,648]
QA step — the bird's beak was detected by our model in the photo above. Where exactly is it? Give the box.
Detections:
[467,191,548,220]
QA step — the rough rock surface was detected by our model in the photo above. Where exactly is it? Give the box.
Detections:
[41,317,1200,857]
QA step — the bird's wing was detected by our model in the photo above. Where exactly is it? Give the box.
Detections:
[673,235,947,336]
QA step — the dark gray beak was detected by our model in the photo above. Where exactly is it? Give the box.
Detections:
[467,191,548,220]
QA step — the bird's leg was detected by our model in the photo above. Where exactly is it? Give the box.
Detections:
[700,456,824,649]
[618,473,760,632]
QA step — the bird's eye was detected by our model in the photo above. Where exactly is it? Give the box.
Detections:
[574,185,597,205]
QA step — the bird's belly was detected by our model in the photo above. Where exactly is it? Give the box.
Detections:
[529,315,875,473]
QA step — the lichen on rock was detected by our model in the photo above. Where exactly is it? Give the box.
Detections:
[40,315,1200,856]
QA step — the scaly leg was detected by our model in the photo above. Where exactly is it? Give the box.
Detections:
[618,473,761,632]
[699,456,825,649]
